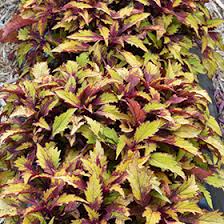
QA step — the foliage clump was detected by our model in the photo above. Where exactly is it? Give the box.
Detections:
[0,0,224,223]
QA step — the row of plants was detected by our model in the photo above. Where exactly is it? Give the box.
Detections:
[0,0,224,223]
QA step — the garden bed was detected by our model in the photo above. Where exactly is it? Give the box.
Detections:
[0,1,224,223]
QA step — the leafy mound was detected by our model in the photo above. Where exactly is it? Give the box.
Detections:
[0,0,224,224]
[1,0,223,77]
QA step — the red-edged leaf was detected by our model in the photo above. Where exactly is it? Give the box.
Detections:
[191,167,213,181]
[0,15,36,42]
[128,99,146,125]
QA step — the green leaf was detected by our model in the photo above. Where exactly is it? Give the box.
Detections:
[52,108,76,136]
[116,135,127,159]
[149,153,185,178]
[207,19,223,29]
[76,52,89,66]
[134,120,162,143]
[36,142,60,172]
[102,127,119,144]
[205,172,224,189]
[199,184,213,209]
[55,90,79,107]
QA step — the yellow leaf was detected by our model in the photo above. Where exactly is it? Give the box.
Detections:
[84,205,99,221]
[150,153,185,179]
[120,51,142,67]
[198,211,224,224]
[10,106,35,118]
[57,193,87,205]
[32,62,49,79]
[99,26,110,46]
[3,183,30,195]
[118,5,134,18]
[34,117,50,130]
[36,142,60,171]
[127,161,152,201]
[134,120,162,143]
[186,14,199,36]
[68,30,101,42]
[65,1,92,9]
[125,36,148,52]
[52,40,89,53]
[116,135,127,159]
[176,176,199,199]
[85,174,102,205]
[207,116,222,136]
[85,116,102,136]
[0,199,17,218]
[144,102,166,112]
[174,137,199,156]
[153,0,161,7]
[203,136,224,156]
[55,90,79,107]
[173,0,181,7]
[174,200,202,214]
[207,19,224,29]
[145,62,160,76]
[100,105,129,121]
[174,125,201,138]
[136,0,149,6]
[124,13,150,29]
[143,207,161,224]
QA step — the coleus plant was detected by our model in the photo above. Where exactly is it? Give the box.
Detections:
[0,0,224,78]
[0,60,224,223]
[0,0,224,224]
